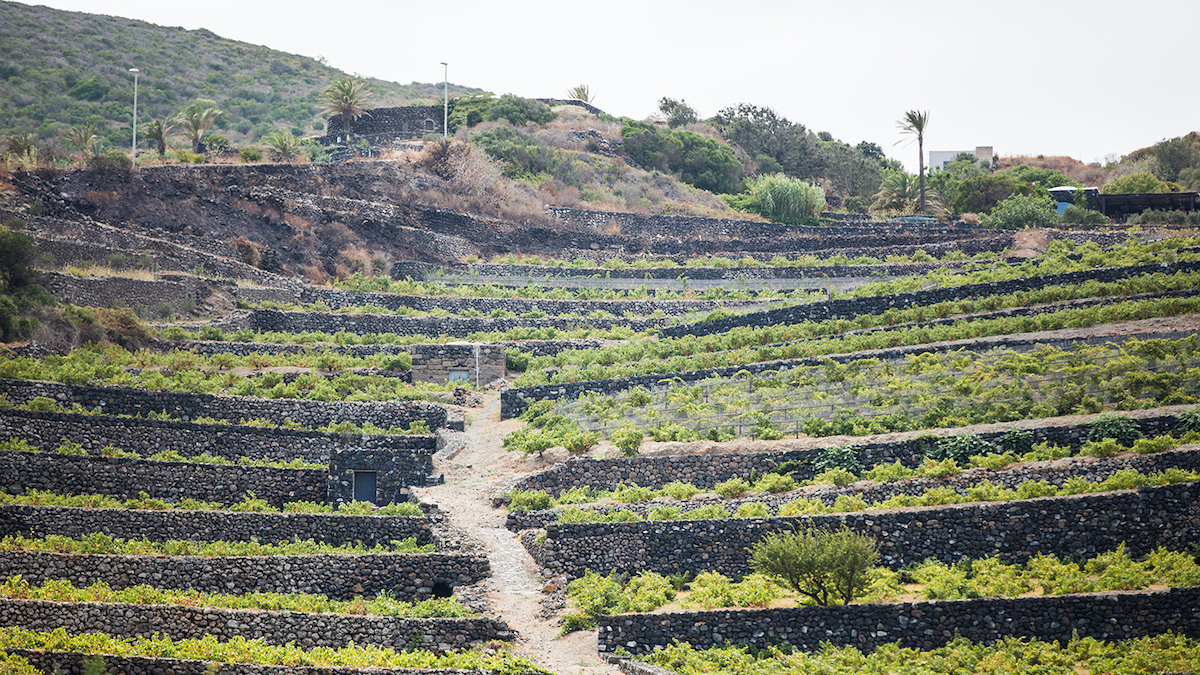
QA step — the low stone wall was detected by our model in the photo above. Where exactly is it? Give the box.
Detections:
[0,598,511,651]
[528,482,1200,579]
[38,270,199,310]
[597,587,1200,655]
[458,260,963,281]
[0,407,436,465]
[500,324,1195,418]
[0,504,436,547]
[0,450,324,507]
[0,378,455,430]
[9,650,538,675]
[0,550,490,600]
[660,260,1200,339]
[503,411,1188,497]
[303,286,760,317]
[506,445,1200,531]
[411,342,505,386]
[238,308,669,338]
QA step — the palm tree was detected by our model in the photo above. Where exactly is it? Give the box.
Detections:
[179,105,222,153]
[870,171,921,213]
[141,116,179,156]
[64,123,99,163]
[4,133,36,159]
[566,84,593,103]
[320,77,371,124]
[262,131,300,162]
[896,110,930,213]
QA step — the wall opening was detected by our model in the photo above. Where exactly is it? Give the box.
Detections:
[352,471,377,504]
[431,581,453,598]
[448,369,470,382]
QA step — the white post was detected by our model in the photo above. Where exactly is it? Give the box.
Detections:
[440,62,448,139]
[129,68,139,167]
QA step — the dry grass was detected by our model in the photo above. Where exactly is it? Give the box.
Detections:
[61,265,156,280]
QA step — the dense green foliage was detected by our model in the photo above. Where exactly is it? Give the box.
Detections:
[983,194,1060,229]
[725,174,827,225]
[620,121,744,194]
[751,526,878,605]
[0,626,549,672]
[952,175,1038,214]
[0,575,473,617]
[640,634,1200,675]
[1103,172,1176,194]
[0,488,424,516]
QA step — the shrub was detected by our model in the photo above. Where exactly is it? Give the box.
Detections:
[983,194,1060,229]
[507,490,553,512]
[928,434,994,464]
[685,504,730,519]
[1060,204,1107,225]
[505,348,530,372]
[810,445,862,475]
[1103,172,1174,194]
[918,457,962,478]
[1087,413,1143,447]
[619,570,676,612]
[740,173,827,225]
[714,477,750,498]
[809,468,858,487]
[648,506,681,520]
[753,473,796,493]
[660,481,700,500]
[239,148,262,163]
[843,195,870,213]
[1179,407,1200,434]
[999,428,1035,456]
[750,526,880,605]
[862,461,914,483]
[1081,438,1125,458]
[952,175,1037,214]
[611,423,644,456]
[563,431,597,455]
[611,483,655,503]
[485,94,556,127]
[734,502,771,518]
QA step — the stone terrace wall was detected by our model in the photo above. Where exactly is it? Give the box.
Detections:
[458,261,963,281]
[327,106,442,136]
[0,504,435,547]
[239,308,669,337]
[10,650,537,675]
[504,412,1187,496]
[38,270,199,310]
[598,587,1200,655]
[0,378,454,430]
[530,482,1200,579]
[302,286,760,317]
[1,598,511,651]
[506,445,1200,531]
[661,259,1200,339]
[500,323,1195,418]
[0,408,436,465]
[0,550,489,600]
[0,450,323,507]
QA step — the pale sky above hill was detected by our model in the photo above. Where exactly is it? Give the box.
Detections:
[19,0,1198,171]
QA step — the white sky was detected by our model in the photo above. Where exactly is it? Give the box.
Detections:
[18,0,1199,171]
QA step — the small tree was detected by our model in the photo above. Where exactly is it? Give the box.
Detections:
[750,525,879,605]
[64,122,99,162]
[179,102,223,153]
[658,97,698,129]
[141,116,179,156]
[262,131,300,162]
[611,422,644,457]
[983,194,1059,230]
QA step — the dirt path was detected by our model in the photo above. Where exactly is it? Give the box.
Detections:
[415,394,617,675]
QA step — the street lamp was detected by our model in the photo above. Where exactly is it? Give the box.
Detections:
[440,62,447,139]
[129,68,139,167]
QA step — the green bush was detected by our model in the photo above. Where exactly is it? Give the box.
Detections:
[239,148,262,163]
[611,423,644,456]
[714,477,750,498]
[504,348,530,372]
[810,445,862,475]
[809,467,858,486]
[952,175,1037,214]
[485,94,556,127]
[507,490,553,512]
[1087,413,1143,447]
[999,428,1035,456]
[1060,204,1108,225]
[750,525,880,605]
[736,173,827,225]
[660,481,700,500]
[752,472,796,493]
[983,195,1060,229]
[734,502,771,518]
[563,431,597,455]
[1103,172,1175,194]
[843,195,871,213]
[685,504,730,519]
[862,461,914,483]
[928,434,994,464]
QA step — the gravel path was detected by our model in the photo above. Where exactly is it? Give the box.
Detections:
[415,395,617,675]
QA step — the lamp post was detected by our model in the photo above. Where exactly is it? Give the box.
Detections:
[129,68,139,167]
[440,62,447,139]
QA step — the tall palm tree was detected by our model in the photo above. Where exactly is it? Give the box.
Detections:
[896,110,930,213]
[320,77,372,124]
[141,115,179,156]
[179,105,222,153]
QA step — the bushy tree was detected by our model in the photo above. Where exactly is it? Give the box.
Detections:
[822,140,883,198]
[619,121,743,194]
[750,526,879,605]
[140,116,178,156]
[713,103,824,179]
[447,94,495,133]
[178,100,223,152]
[983,194,1059,229]
[927,154,987,210]
[658,97,698,129]
[1152,134,1200,183]
[952,175,1037,214]
[485,94,555,127]
[998,163,1079,190]
[1103,172,1176,194]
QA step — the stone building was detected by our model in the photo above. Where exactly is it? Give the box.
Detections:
[410,342,504,387]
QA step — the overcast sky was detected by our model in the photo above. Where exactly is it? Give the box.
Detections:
[19,0,1198,171]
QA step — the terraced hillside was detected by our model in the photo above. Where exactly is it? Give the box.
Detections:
[1,160,1199,675]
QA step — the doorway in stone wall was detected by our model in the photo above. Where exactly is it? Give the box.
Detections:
[353,471,377,504]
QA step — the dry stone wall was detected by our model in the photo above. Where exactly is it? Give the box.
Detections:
[0,504,435,547]
[239,308,669,337]
[0,450,324,506]
[0,550,489,600]
[9,650,537,675]
[529,482,1200,579]
[0,407,434,464]
[0,598,510,651]
[504,412,1188,496]
[0,378,454,430]
[38,271,199,310]
[661,260,1200,339]
[505,445,1200,531]
[410,342,505,386]
[597,587,1200,655]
